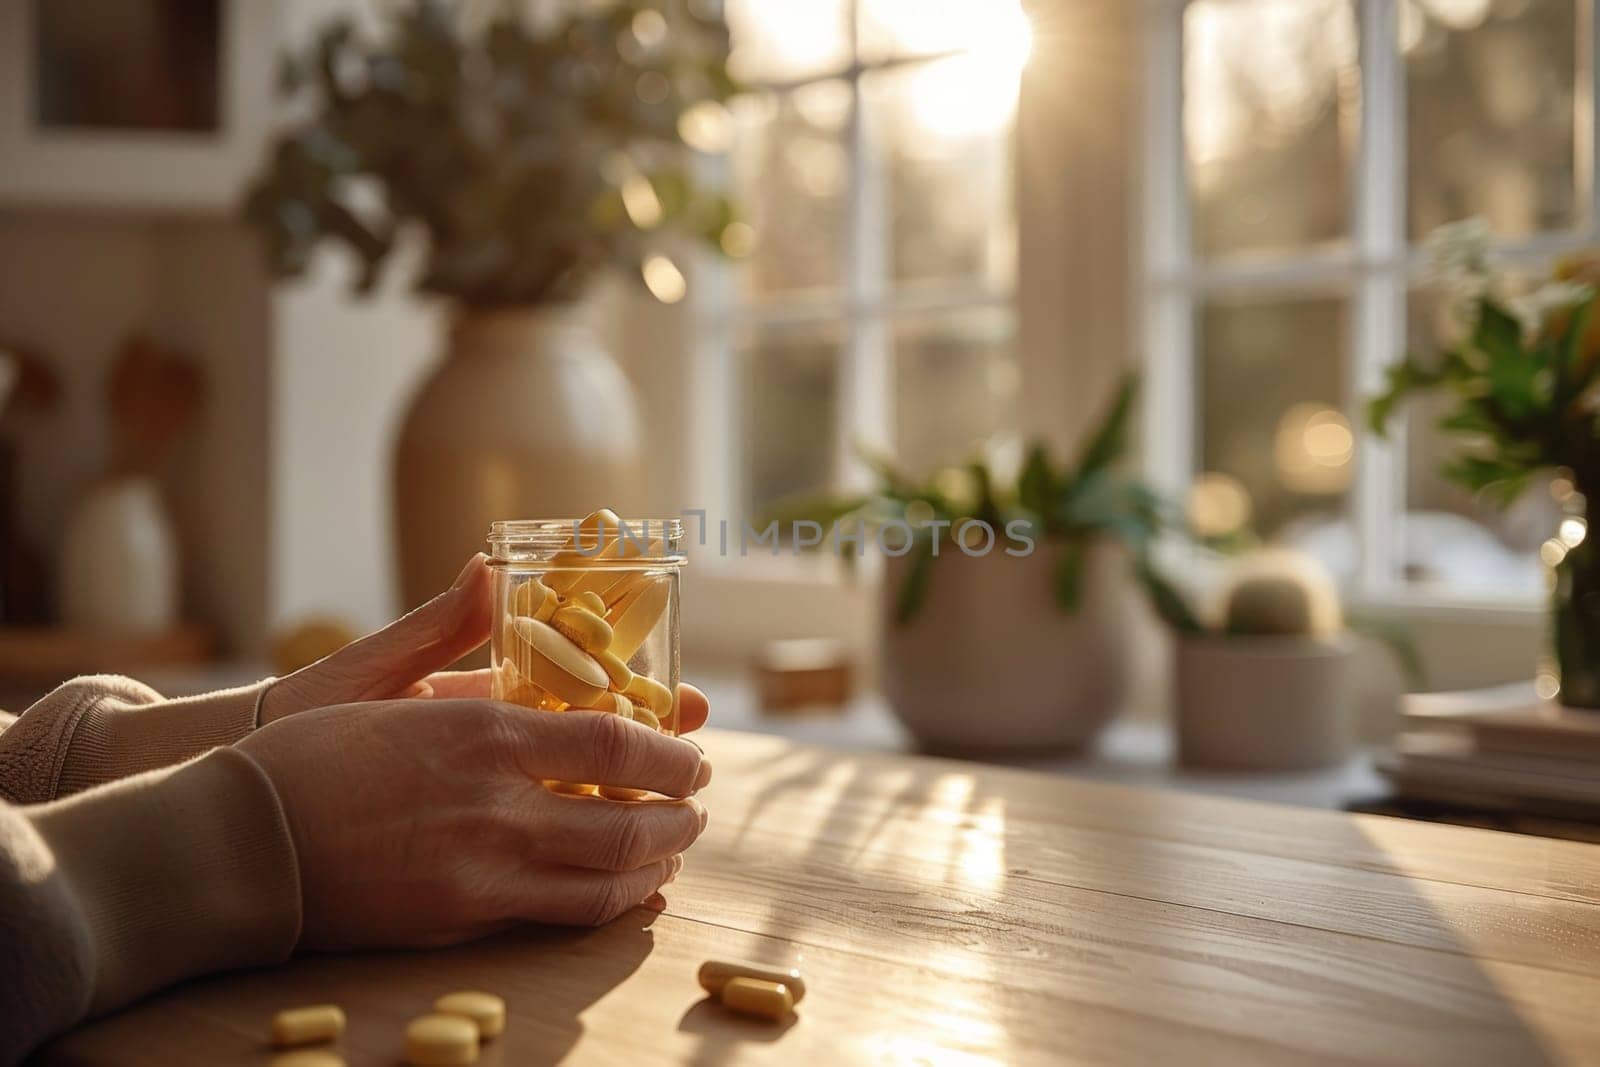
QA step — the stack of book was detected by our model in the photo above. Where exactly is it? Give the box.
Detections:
[1378,682,1600,821]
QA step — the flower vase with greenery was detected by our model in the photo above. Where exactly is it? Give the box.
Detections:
[242,0,740,607]
[1370,218,1600,707]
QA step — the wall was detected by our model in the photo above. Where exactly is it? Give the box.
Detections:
[0,210,271,652]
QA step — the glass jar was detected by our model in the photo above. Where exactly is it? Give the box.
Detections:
[487,515,684,739]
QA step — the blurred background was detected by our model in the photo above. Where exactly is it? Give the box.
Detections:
[0,0,1586,794]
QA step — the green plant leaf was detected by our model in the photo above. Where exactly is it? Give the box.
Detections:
[968,460,1001,526]
[1368,356,1440,436]
[1435,404,1499,436]
[1137,558,1202,633]
[895,537,935,625]
[1473,299,1544,421]
[1017,444,1055,516]
[1552,295,1596,412]
[1054,541,1085,612]
[1441,454,1534,509]
[1073,374,1137,477]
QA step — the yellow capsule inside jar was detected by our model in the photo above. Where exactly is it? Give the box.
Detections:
[488,515,685,794]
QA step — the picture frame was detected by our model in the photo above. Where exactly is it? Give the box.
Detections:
[0,0,274,213]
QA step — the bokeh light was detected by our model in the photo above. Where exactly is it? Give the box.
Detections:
[1273,403,1354,494]
[642,254,687,303]
[1187,471,1254,538]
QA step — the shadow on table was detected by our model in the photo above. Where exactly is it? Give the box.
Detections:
[677,997,797,1048]
[34,905,663,1067]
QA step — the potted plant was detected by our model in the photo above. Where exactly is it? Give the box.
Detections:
[243,1,737,607]
[781,376,1188,754]
[1370,218,1600,708]
[1164,549,1356,769]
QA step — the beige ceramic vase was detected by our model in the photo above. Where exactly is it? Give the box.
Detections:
[393,306,642,610]
[879,539,1141,754]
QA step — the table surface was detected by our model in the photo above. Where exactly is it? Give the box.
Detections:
[38,728,1600,1066]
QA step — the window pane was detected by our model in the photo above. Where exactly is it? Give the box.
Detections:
[856,0,1032,64]
[893,308,1019,475]
[1184,0,1357,258]
[1401,290,1546,595]
[725,0,850,83]
[1199,296,1350,543]
[1406,0,1578,241]
[732,84,850,296]
[739,327,842,519]
[863,59,1017,288]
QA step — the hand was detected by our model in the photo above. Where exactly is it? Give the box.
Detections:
[259,555,496,725]
[238,696,713,949]
[258,551,712,732]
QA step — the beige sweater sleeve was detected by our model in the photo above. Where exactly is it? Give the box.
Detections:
[0,747,301,1064]
[0,675,273,804]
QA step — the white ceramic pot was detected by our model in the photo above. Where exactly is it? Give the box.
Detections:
[1174,635,1353,770]
[60,475,179,632]
[879,540,1141,754]
[393,306,642,609]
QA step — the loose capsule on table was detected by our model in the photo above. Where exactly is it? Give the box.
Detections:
[697,960,807,1004]
[719,977,795,1021]
[432,990,506,1040]
[404,1013,479,1065]
[271,1052,346,1067]
[270,1004,345,1048]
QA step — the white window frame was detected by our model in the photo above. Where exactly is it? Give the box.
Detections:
[678,0,1142,661]
[688,6,1019,585]
[1140,0,1600,620]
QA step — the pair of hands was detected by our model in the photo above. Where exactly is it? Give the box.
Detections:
[237,556,711,950]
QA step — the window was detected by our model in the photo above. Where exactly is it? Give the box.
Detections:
[691,0,1030,552]
[1144,0,1593,606]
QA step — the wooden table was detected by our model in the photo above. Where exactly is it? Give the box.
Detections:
[37,729,1600,1065]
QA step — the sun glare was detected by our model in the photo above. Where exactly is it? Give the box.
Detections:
[902,2,1033,140]
[728,0,1032,140]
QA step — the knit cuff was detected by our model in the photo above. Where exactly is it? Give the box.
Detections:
[28,747,302,1015]
[57,679,274,797]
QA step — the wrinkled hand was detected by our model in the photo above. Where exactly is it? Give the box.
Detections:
[239,696,713,949]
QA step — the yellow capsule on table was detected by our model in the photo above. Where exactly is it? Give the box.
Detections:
[271,1052,345,1067]
[550,604,614,654]
[697,960,807,1004]
[624,673,673,720]
[509,617,609,707]
[270,1004,345,1048]
[594,648,634,692]
[719,977,795,1021]
[433,991,506,1040]
[404,1013,479,1065]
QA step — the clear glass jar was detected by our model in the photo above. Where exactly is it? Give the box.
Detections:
[487,515,684,740]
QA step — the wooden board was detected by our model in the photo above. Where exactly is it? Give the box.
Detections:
[34,728,1600,1066]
